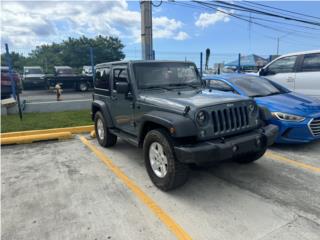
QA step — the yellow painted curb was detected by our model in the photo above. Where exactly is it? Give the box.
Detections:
[1,132,73,145]
[1,125,94,138]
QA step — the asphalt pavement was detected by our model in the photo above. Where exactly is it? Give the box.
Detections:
[1,136,320,240]
[21,90,92,103]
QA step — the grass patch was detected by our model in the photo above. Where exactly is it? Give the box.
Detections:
[1,110,92,133]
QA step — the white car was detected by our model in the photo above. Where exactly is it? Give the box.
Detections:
[259,50,320,99]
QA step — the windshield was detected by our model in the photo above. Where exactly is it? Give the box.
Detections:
[25,68,43,74]
[228,75,289,97]
[56,68,73,75]
[133,62,200,89]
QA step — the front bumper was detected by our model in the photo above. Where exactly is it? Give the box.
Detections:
[269,118,320,144]
[174,124,278,164]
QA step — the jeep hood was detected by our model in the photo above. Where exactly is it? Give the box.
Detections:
[139,89,249,113]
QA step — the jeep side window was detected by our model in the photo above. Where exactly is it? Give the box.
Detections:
[94,67,110,89]
[266,56,297,74]
[113,68,128,90]
[301,53,320,72]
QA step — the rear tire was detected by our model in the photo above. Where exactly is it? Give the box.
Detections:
[233,149,267,164]
[143,129,189,191]
[94,111,117,147]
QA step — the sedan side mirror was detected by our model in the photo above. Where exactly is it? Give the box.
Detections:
[116,81,129,94]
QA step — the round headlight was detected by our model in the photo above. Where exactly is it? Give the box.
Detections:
[248,103,256,113]
[196,110,209,126]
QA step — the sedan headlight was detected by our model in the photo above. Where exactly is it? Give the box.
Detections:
[271,112,305,122]
[196,110,209,126]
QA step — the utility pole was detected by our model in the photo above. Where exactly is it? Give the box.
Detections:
[140,0,154,60]
[276,37,280,55]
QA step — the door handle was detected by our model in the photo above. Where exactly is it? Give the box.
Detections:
[287,77,294,82]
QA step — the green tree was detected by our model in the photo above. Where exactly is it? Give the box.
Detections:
[2,35,125,73]
[1,52,27,73]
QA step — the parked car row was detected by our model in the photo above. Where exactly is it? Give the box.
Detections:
[1,65,93,96]
[89,56,319,191]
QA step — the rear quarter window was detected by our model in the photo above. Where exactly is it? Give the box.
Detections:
[301,53,320,72]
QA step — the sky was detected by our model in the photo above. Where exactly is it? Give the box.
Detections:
[1,0,320,65]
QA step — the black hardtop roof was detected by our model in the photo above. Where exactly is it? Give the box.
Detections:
[95,60,195,68]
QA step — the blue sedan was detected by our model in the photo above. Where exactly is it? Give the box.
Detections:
[203,74,320,144]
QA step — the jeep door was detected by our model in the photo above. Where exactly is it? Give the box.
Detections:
[110,66,135,134]
[261,55,298,91]
[94,66,113,124]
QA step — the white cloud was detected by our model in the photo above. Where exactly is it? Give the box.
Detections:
[1,0,189,51]
[195,8,233,28]
[174,31,189,41]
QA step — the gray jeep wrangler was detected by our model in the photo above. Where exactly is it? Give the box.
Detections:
[91,60,278,191]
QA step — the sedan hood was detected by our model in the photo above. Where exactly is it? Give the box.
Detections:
[139,89,249,113]
[25,74,45,78]
[255,92,320,117]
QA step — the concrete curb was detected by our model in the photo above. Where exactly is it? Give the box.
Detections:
[1,125,94,138]
[1,132,73,145]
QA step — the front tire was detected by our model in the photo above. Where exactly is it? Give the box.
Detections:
[143,129,189,191]
[233,149,267,164]
[94,111,117,147]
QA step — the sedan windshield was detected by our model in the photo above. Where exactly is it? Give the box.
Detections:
[228,75,289,97]
[57,68,73,75]
[25,68,43,74]
[133,62,201,89]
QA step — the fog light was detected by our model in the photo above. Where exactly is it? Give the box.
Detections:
[232,145,238,152]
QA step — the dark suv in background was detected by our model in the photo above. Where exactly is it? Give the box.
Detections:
[91,60,278,191]
[1,66,22,99]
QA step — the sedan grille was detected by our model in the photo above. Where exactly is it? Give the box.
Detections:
[309,118,320,136]
[212,106,250,135]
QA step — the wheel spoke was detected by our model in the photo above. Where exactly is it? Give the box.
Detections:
[149,142,168,178]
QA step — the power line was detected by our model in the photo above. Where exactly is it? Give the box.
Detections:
[243,1,320,21]
[193,1,319,37]
[212,1,320,27]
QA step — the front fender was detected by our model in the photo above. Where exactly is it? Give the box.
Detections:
[92,100,114,127]
[139,111,198,138]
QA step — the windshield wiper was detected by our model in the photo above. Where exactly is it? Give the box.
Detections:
[141,86,171,91]
[168,83,200,89]
[251,92,281,97]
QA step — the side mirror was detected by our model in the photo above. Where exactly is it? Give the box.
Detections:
[116,81,129,94]
[259,68,266,76]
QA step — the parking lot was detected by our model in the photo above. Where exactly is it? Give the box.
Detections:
[2,135,320,240]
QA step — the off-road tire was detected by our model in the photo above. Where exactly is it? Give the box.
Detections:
[233,149,267,164]
[94,111,117,147]
[143,129,189,191]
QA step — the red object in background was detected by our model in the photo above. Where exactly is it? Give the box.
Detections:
[1,66,22,99]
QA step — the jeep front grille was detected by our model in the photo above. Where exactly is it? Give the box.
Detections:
[212,106,250,134]
[309,118,320,136]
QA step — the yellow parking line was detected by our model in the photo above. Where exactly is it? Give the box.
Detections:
[79,136,192,240]
[265,151,320,174]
